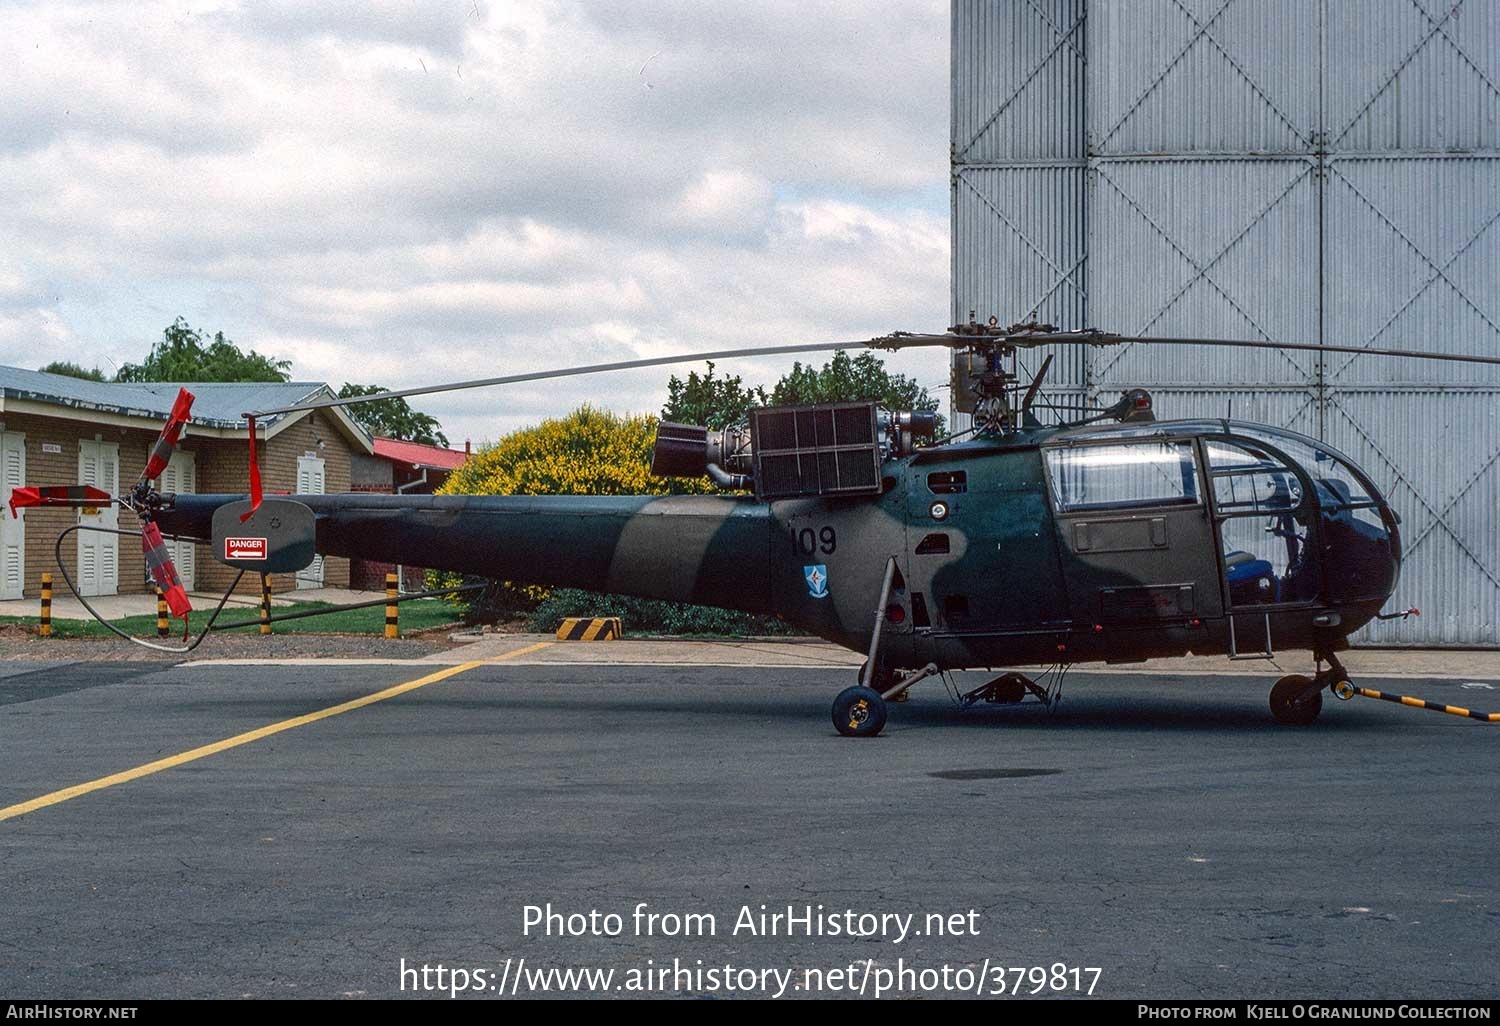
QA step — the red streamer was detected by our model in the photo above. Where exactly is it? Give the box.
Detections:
[240,415,264,522]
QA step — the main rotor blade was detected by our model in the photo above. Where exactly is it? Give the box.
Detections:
[243,336,955,418]
[243,328,1499,421]
[1026,331,1500,368]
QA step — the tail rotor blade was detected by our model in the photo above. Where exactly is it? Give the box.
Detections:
[140,387,196,485]
[142,522,192,619]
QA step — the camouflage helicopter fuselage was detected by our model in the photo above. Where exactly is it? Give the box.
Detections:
[161,418,1401,676]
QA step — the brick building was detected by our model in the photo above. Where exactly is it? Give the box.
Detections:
[348,437,470,591]
[0,367,373,601]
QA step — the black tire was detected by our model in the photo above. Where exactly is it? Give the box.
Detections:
[1270,674,1323,725]
[832,686,888,738]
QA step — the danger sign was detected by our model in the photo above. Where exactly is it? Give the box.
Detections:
[224,537,268,561]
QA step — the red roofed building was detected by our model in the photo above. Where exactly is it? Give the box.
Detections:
[349,437,471,591]
[371,437,470,475]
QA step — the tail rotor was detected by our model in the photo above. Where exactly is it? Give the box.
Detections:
[9,387,198,630]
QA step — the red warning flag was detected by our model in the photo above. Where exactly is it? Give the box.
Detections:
[240,415,264,523]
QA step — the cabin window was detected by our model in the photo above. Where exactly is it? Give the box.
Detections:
[927,471,967,494]
[1044,441,1200,513]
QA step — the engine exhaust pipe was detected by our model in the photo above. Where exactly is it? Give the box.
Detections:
[650,422,711,477]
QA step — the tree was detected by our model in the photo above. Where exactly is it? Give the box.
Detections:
[39,361,107,381]
[662,362,767,428]
[663,351,944,434]
[768,350,944,432]
[116,318,291,383]
[337,384,449,448]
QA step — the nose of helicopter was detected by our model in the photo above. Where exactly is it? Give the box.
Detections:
[1309,460,1402,614]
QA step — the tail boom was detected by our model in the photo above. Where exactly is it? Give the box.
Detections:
[160,493,775,615]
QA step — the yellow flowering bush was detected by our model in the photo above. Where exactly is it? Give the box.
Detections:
[440,406,709,499]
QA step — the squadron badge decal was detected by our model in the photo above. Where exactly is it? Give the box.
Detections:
[803,564,829,599]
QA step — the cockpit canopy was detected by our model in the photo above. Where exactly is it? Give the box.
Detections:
[1040,420,1398,608]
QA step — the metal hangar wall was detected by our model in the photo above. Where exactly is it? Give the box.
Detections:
[951,0,1500,646]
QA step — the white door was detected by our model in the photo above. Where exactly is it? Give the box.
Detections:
[0,432,25,601]
[77,440,120,597]
[295,454,326,589]
[159,450,196,591]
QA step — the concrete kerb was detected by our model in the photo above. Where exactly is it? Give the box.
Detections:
[181,632,1500,681]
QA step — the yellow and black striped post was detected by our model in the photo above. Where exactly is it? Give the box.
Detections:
[259,573,272,636]
[1334,681,1500,723]
[555,616,622,641]
[156,587,169,638]
[385,571,399,639]
[39,573,52,638]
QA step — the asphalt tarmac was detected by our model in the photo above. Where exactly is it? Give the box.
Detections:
[0,657,1495,1000]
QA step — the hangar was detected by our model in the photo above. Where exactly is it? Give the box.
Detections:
[951,0,1500,645]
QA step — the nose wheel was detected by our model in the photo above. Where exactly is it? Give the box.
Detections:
[1269,674,1324,725]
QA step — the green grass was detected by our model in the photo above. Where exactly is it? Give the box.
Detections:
[0,598,464,639]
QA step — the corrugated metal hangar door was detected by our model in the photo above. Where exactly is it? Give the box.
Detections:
[952,0,1500,646]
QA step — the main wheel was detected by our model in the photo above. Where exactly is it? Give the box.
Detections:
[832,686,888,738]
[1270,674,1323,725]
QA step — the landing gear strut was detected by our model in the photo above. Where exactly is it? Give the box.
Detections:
[834,556,904,739]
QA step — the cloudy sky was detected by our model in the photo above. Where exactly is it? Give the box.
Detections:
[1,1,951,446]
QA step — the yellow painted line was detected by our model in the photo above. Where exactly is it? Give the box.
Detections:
[0,641,553,824]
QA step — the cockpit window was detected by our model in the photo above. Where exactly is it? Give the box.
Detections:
[1205,440,1304,513]
[1235,429,1374,507]
[1044,441,1200,513]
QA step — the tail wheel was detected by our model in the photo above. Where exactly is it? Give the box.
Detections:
[832,686,887,738]
[1270,674,1323,726]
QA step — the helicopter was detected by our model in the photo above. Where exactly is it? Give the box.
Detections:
[11,321,1500,738]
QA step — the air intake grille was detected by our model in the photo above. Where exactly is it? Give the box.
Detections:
[749,402,882,501]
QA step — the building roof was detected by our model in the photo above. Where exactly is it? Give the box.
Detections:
[372,436,470,471]
[0,366,374,452]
